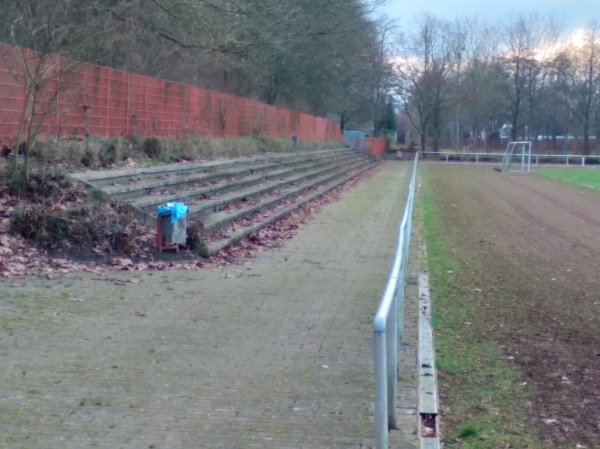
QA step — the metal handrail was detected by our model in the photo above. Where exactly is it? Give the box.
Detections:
[373,153,418,449]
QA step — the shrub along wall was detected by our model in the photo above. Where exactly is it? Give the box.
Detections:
[0,42,342,145]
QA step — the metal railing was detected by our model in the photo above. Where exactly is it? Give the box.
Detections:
[421,151,600,166]
[373,154,418,449]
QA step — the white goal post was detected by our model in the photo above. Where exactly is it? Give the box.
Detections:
[499,141,532,173]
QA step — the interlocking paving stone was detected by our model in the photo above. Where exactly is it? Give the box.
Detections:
[1,162,418,449]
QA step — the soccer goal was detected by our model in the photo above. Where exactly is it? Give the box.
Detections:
[497,141,532,173]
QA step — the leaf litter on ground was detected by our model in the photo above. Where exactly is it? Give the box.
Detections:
[0,164,382,278]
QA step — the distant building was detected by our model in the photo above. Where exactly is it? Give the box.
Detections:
[499,123,512,140]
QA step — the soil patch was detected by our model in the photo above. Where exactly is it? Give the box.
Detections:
[423,165,600,448]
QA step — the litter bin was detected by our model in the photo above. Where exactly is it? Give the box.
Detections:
[156,202,188,250]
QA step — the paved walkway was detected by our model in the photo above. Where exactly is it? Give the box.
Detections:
[0,162,417,449]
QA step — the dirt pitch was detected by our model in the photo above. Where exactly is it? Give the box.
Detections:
[423,165,600,448]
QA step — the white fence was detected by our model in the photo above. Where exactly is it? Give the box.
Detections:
[421,151,600,167]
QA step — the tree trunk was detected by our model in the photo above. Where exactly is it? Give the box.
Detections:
[583,121,590,155]
[420,131,427,152]
[13,88,31,179]
[340,113,346,133]
[431,128,440,152]
[511,112,519,141]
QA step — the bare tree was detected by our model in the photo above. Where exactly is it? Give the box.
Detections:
[364,17,397,136]
[395,14,461,151]
[457,20,505,150]
[1,0,106,193]
[565,22,600,154]
[495,15,563,141]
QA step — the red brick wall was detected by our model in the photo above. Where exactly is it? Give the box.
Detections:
[0,43,342,144]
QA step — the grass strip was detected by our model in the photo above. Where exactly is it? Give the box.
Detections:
[418,167,540,449]
[535,167,600,190]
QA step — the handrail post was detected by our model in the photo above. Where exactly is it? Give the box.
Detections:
[397,260,405,344]
[387,302,398,429]
[374,331,388,449]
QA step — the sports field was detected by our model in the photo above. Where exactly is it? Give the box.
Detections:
[421,165,600,449]
[535,167,600,190]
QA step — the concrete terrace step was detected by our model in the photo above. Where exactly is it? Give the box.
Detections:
[127,151,364,210]
[71,147,378,255]
[197,160,379,256]
[200,159,374,234]
[74,148,352,188]
[130,154,366,216]
[100,148,357,200]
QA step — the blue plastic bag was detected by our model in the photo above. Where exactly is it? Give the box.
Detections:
[157,202,188,224]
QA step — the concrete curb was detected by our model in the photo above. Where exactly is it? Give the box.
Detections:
[418,243,441,449]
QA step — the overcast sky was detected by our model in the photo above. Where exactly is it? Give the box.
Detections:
[377,0,600,31]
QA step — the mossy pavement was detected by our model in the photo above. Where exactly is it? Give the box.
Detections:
[0,162,417,449]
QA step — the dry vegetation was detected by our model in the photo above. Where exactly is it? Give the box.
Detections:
[3,134,333,172]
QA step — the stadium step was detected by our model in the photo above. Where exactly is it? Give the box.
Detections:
[72,147,378,256]
[196,161,376,256]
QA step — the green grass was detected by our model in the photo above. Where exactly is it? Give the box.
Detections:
[418,168,541,449]
[535,167,600,189]
[457,423,480,438]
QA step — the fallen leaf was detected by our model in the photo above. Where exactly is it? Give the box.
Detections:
[0,234,10,247]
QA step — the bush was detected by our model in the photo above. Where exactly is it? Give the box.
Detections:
[142,137,165,160]
[6,171,28,197]
[25,169,71,198]
[11,192,140,253]
[1,165,72,197]
[82,141,100,167]
[11,204,74,246]
[28,138,56,163]
[127,134,142,146]
[81,136,124,167]
[4,133,341,171]
[64,140,85,166]
[99,142,119,167]
[179,133,209,160]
